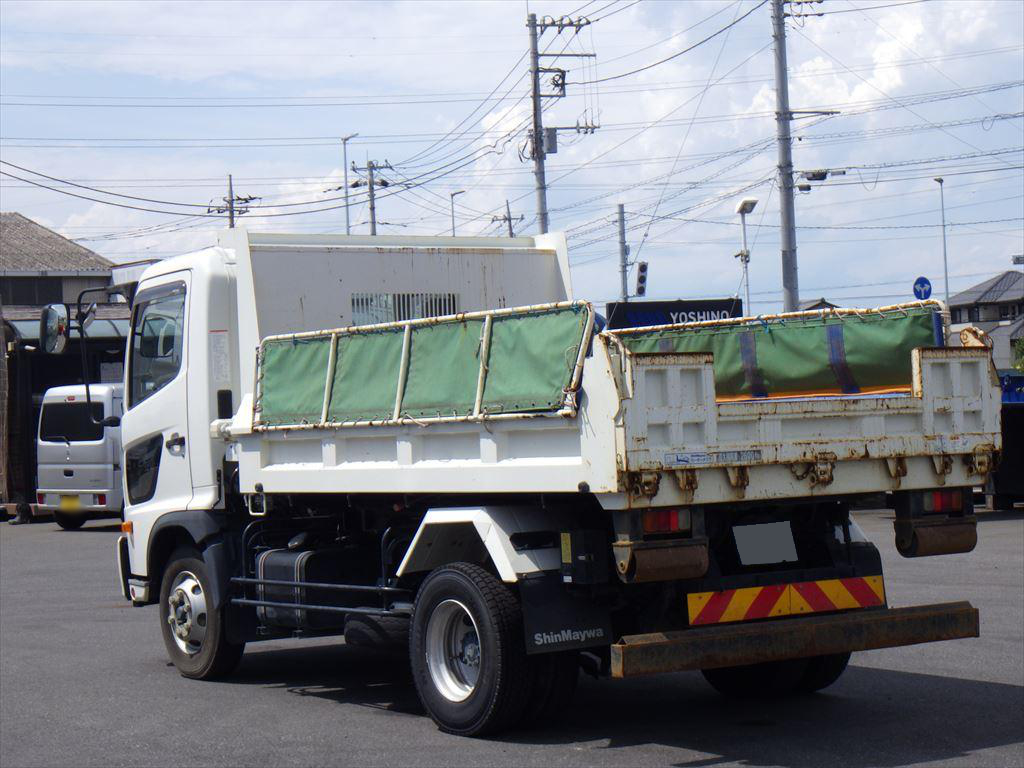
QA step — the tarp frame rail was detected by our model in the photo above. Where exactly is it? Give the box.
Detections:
[253,300,594,431]
[605,299,945,338]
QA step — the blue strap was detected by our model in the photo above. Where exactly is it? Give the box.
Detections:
[826,324,860,394]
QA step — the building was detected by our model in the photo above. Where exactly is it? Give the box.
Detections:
[799,297,840,311]
[948,270,1024,372]
[1,212,129,512]
[1,212,114,306]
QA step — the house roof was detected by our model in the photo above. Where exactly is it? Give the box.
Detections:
[949,270,1024,308]
[0,212,112,274]
[799,297,840,310]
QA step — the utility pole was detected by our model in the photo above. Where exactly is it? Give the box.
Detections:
[525,13,598,235]
[772,0,800,311]
[342,133,358,235]
[208,174,258,228]
[492,200,524,237]
[527,13,549,234]
[351,160,391,235]
[617,203,629,302]
[935,177,950,304]
[450,190,465,236]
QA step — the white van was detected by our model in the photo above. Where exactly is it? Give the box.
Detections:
[36,384,124,530]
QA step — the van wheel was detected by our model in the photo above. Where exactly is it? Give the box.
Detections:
[159,548,244,680]
[795,653,851,693]
[409,563,531,736]
[701,658,810,698]
[54,512,86,530]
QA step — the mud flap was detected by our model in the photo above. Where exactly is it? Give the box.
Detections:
[519,571,612,655]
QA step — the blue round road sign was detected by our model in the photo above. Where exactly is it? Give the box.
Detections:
[913,276,932,300]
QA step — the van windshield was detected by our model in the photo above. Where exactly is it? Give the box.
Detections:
[39,402,104,443]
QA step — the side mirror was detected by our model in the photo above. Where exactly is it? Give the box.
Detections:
[39,304,70,354]
[100,415,121,428]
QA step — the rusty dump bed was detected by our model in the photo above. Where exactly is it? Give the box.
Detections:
[610,601,980,678]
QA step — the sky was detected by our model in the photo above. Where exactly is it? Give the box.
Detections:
[1,0,1022,313]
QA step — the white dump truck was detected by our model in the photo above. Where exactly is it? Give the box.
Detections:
[41,230,1001,736]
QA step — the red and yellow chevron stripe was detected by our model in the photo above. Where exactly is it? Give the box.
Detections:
[687,576,885,626]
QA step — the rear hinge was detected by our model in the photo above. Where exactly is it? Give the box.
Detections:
[790,453,836,489]
[930,454,953,485]
[627,471,661,499]
[724,466,749,497]
[674,468,699,503]
[884,456,908,488]
[964,445,995,478]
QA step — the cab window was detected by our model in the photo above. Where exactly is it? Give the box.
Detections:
[128,282,185,408]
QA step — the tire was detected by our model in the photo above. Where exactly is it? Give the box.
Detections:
[520,651,579,727]
[159,548,245,680]
[54,512,86,530]
[701,657,810,698]
[409,562,532,737]
[345,615,410,650]
[795,652,851,693]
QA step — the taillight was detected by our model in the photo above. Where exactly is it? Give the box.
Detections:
[923,489,963,513]
[642,508,691,534]
[37,493,45,505]
[95,494,107,506]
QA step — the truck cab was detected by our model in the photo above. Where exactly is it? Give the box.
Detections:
[36,384,124,530]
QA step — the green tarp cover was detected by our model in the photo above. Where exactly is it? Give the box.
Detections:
[615,306,940,400]
[256,304,591,426]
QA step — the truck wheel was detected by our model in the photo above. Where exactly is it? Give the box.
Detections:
[795,652,851,693]
[520,651,579,727]
[701,658,809,698]
[409,562,531,736]
[53,512,86,530]
[159,549,244,680]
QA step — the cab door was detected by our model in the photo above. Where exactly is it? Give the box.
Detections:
[121,272,192,574]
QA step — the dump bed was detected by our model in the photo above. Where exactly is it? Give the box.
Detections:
[227,301,1002,509]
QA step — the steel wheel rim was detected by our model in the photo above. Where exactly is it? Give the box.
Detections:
[166,570,208,656]
[425,599,481,703]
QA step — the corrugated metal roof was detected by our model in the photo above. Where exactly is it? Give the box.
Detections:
[0,212,112,273]
[949,270,1024,307]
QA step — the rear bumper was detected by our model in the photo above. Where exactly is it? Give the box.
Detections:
[611,601,979,678]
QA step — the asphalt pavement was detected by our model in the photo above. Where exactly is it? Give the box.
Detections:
[1,508,1022,768]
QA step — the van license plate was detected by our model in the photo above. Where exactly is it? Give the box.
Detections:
[59,495,81,511]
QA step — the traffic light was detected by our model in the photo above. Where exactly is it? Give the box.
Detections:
[636,261,648,297]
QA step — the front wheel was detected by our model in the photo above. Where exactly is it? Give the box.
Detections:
[159,549,244,680]
[409,563,532,736]
[53,512,86,530]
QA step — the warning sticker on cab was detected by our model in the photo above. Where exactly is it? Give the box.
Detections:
[663,449,762,467]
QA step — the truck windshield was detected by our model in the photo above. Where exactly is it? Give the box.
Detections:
[39,402,104,443]
[129,282,186,408]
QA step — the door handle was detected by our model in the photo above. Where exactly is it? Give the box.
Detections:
[165,433,185,451]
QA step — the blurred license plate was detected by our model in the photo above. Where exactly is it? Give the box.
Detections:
[733,521,798,565]
[59,495,81,511]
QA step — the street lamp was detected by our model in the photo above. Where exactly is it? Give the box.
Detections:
[341,133,359,235]
[735,197,758,314]
[934,177,950,305]
[450,190,465,236]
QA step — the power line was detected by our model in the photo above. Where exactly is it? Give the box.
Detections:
[569,0,769,85]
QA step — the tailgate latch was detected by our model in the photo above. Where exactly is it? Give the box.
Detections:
[791,453,836,488]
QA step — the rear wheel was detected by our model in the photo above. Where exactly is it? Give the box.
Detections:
[701,658,810,698]
[53,512,86,530]
[520,651,579,727]
[409,562,531,736]
[795,652,851,693]
[159,549,244,680]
